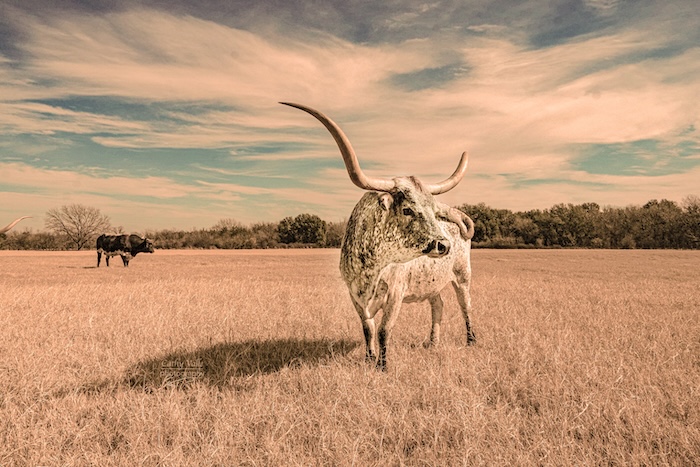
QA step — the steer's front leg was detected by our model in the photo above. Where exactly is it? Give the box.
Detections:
[351,297,377,363]
[377,292,405,371]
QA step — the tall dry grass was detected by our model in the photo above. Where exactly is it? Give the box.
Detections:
[0,249,698,465]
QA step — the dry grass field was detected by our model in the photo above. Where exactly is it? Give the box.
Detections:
[1,248,698,465]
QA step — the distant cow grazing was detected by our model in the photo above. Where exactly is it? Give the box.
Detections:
[282,102,476,371]
[96,234,154,267]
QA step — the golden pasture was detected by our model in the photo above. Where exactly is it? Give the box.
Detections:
[1,249,698,465]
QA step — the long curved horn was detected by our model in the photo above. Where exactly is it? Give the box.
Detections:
[422,151,469,195]
[280,102,395,192]
[0,216,31,234]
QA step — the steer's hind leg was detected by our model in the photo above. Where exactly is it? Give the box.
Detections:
[427,294,444,347]
[452,280,476,345]
[97,251,102,267]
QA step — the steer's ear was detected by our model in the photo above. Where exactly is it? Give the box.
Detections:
[378,193,393,211]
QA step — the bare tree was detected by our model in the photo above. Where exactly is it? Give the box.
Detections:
[682,194,700,213]
[45,204,112,250]
[212,218,247,234]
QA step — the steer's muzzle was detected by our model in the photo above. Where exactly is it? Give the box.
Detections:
[422,239,450,258]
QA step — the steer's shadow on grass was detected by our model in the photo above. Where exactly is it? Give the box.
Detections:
[123,338,359,391]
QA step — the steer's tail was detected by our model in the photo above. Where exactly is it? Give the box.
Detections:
[438,204,474,240]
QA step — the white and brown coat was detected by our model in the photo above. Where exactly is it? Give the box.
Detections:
[282,102,476,370]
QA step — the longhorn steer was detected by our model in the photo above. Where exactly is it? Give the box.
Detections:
[282,102,475,370]
[96,234,154,267]
[0,216,31,234]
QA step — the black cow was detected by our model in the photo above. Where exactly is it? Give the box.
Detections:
[96,234,154,267]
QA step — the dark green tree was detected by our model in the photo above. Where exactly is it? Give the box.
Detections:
[680,195,700,248]
[278,216,296,244]
[277,214,327,245]
[325,220,347,248]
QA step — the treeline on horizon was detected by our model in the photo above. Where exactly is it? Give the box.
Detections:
[2,197,699,251]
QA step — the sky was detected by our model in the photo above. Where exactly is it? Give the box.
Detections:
[1,0,699,232]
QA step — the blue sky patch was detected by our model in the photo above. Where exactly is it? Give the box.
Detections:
[388,63,469,92]
[500,173,609,190]
[28,97,236,124]
[574,139,700,176]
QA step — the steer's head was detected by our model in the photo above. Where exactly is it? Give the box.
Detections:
[143,238,155,253]
[135,236,155,254]
[281,102,467,263]
[376,177,450,260]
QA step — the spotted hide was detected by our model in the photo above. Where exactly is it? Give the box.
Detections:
[282,102,476,371]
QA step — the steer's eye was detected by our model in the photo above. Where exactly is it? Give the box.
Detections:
[402,207,414,216]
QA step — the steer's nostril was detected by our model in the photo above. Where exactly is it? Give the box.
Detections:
[423,239,450,257]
